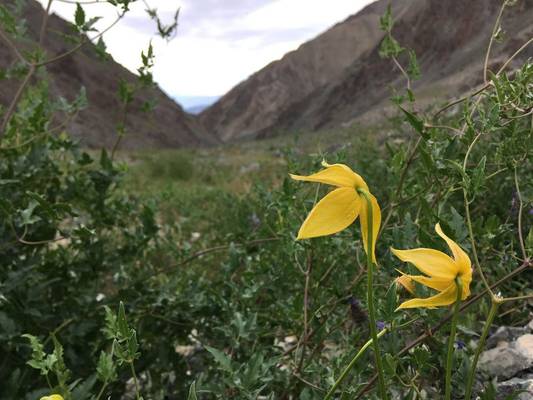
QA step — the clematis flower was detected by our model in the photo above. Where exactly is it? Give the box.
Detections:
[40,395,64,400]
[395,275,416,295]
[392,223,472,309]
[290,161,381,262]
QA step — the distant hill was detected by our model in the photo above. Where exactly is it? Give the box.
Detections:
[201,0,533,142]
[0,0,215,149]
[176,96,220,115]
[185,104,210,114]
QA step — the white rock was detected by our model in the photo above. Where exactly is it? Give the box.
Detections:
[515,334,533,360]
[497,374,533,400]
[478,346,529,379]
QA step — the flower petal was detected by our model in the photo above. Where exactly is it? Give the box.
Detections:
[297,187,361,239]
[406,274,452,292]
[40,396,64,400]
[435,223,472,276]
[395,274,416,295]
[290,163,368,188]
[359,192,381,263]
[397,284,459,309]
[391,247,458,279]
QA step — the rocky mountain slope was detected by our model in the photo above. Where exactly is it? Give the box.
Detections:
[201,0,533,142]
[0,0,214,149]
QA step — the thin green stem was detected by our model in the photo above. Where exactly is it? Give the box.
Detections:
[464,300,500,400]
[95,381,109,400]
[324,329,388,400]
[445,278,463,400]
[484,1,507,83]
[358,189,388,400]
[129,362,141,400]
[502,293,533,302]
[462,133,495,298]
[514,167,527,261]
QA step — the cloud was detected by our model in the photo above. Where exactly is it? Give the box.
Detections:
[36,0,375,97]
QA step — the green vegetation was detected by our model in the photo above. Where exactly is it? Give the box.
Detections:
[1,1,532,400]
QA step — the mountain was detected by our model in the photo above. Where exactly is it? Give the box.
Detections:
[201,0,533,142]
[176,96,221,114]
[0,0,215,149]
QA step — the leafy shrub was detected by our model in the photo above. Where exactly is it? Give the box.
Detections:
[0,1,532,400]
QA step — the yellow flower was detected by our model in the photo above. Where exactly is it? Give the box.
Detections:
[40,395,64,400]
[392,223,472,309]
[290,161,381,262]
[395,275,416,295]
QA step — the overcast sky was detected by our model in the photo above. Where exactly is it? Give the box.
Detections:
[37,0,374,105]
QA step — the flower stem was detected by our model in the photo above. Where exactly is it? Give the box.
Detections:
[464,299,500,400]
[359,190,388,400]
[130,362,141,400]
[445,278,463,400]
[324,329,388,400]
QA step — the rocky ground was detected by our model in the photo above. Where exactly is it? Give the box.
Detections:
[477,319,533,399]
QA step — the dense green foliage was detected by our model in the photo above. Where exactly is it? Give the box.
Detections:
[0,1,532,400]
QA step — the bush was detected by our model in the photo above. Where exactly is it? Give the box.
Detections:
[0,1,531,400]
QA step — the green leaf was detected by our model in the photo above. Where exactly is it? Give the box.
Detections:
[384,353,397,375]
[75,3,86,27]
[20,200,41,225]
[470,155,486,195]
[71,374,97,400]
[96,351,116,382]
[187,381,198,400]
[117,301,129,339]
[399,106,427,139]
[204,345,232,372]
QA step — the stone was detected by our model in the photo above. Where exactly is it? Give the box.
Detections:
[515,334,533,361]
[486,326,527,350]
[497,374,533,400]
[478,346,529,380]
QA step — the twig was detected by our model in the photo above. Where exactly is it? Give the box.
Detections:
[39,0,53,47]
[0,64,36,136]
[0,28,28,64]
[35,11,125,68]
[292,372,324,392]
[181,237,279,265]
[496,37,533,76]
[513,166,527,261]
[379,137,422,236]
[424,123,464,136]
[433,83,490,118]
[296,253,312,372]
[462,132,495,297]
[392,55,411,91]
[484,0,508,83]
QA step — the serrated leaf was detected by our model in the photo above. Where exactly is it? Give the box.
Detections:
[399,106,427,138]
[204,345,232,372]
[117,301,129,339]
[96,351,116,382]
[187,381,198,400]
[75,3,85,27]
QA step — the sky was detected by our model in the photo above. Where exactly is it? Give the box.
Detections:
[37,0,375,107]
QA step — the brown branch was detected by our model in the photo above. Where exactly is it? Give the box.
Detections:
[35,11,125,68]
[0,28,28,64]
[0,64,36,136]
[176,237,279,267]
[433,83,490,118]
[379,137,422,236]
